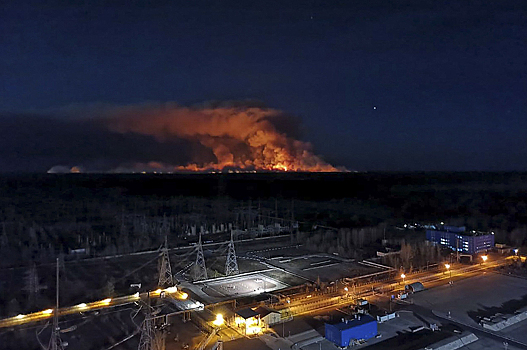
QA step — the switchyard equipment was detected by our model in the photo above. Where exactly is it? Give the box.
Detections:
[325,315,377,347]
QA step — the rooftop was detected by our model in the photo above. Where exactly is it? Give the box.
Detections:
[254,306,280,318]
[328,314,376,330]
[235,308,260,319]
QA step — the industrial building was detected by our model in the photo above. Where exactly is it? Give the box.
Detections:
[325,315,377,347]
[234,308,261,335]
[426,225,494,254]
[254,306,281,326]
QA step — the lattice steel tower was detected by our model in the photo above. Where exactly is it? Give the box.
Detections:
[193,233,208,280]
[48,258,64,350]
[138,297,154,350]
[225,231,239,276]
[158,236,174,288]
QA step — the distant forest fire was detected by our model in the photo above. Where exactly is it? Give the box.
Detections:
[104,104,338,173]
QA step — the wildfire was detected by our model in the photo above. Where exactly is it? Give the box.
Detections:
[104,104,339,173]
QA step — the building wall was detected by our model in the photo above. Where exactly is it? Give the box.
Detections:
[325,320,377,347]
[426,229,494,254]
[325,323,341,346]
[341,321,377,346]
[262,312,281,326]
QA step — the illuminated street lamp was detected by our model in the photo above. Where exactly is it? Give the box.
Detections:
[401,273,406,285]
[481,255,488,262]
[42,309,53,315]
[213,314,224,326]
[445,264,452,285]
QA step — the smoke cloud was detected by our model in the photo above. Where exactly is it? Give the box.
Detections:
[0,102,340,173]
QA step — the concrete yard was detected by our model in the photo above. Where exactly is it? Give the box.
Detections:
[201,273,288,298]
[412,272,527,327]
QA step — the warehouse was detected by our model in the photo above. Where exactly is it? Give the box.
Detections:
[325,315,377,347]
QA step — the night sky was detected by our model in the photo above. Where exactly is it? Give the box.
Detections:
[1,0,526,172]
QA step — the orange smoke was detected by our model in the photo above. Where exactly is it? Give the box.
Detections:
[104,104,338,172]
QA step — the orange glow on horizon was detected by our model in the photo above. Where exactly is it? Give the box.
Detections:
[105,105,341,173]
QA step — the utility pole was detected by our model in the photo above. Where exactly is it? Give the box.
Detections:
[225,231,239,276]
[158,236,174,288]
[456,235,460,262]
[47,258,64,350]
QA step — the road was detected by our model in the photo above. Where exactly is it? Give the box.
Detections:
[0,254,510,330]
[268,255,510,317]
[0,287,191,329]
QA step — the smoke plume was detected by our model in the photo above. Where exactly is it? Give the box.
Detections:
[101,103,338,172]
[0,102,340,173]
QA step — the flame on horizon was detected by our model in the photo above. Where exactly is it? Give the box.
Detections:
[103,104,339,173]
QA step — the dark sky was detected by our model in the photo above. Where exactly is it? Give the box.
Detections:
[1,0,526,171]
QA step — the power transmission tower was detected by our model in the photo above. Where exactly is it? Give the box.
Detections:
[47,258,64,350]
[158,236,173,288]
[193,233,208,281]
[225,231,239,276]
[138,300,154,350]
[138,296,166,350]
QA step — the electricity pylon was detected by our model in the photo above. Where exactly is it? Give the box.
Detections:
[138,316,154,350]
[138,295,166,350]
[225,231,239,276]
[193,233,208,281]
[47,258,64,350]
[158,236,173,288]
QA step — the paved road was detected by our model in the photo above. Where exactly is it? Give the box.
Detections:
[0,288,190,329]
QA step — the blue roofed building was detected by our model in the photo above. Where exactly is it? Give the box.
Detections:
[425,225,494,254]
[325,315,377,347]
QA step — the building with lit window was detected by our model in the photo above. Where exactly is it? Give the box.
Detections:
[425,225,494,254]
[234,308,261,335]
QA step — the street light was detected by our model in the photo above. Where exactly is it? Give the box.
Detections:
[401,273,406,285]
[213,314,224,326]
[481,255,488,262]
[445,263,452,285]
